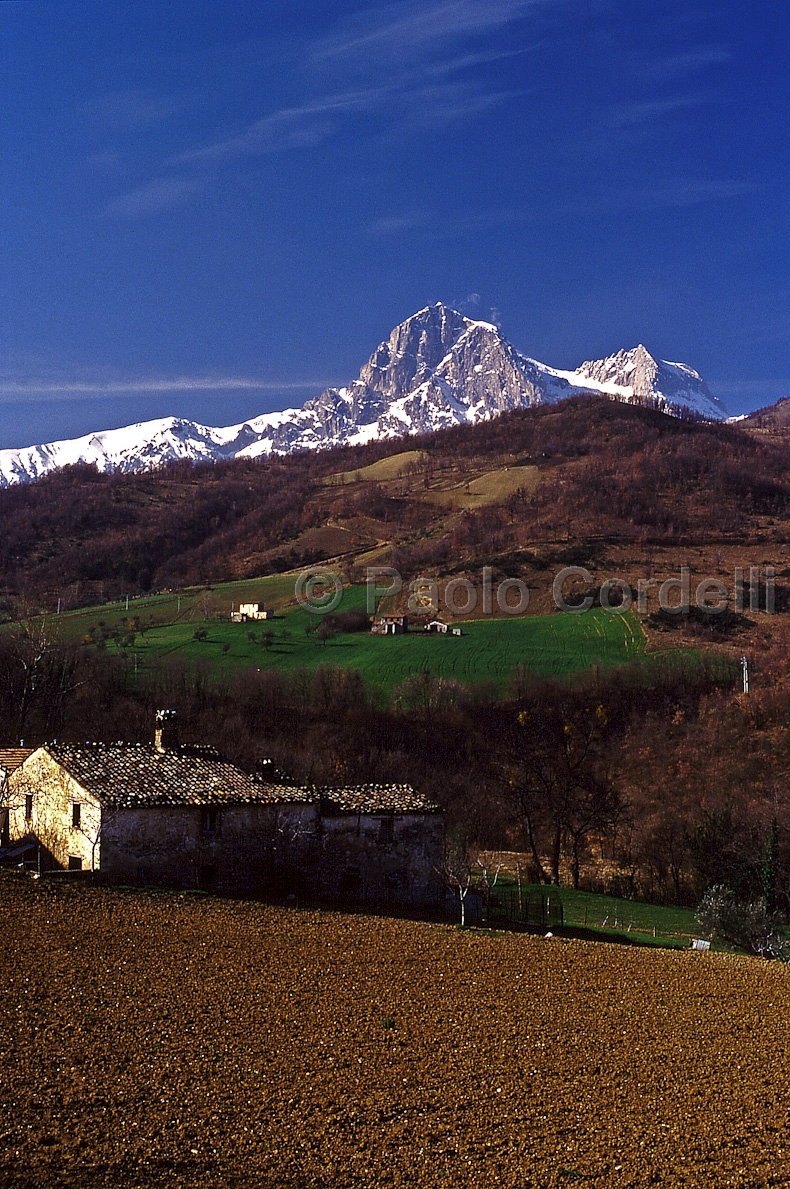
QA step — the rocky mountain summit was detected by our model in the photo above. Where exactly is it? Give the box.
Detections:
[0,303,725,486]
[575,344,722,415]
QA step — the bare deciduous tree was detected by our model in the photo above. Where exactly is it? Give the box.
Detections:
[438,834,476,927]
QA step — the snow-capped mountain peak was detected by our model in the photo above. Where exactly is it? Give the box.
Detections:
[574,344,724,418]
[0,303,725,486]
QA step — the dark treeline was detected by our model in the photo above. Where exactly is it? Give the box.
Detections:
[7,622,790,908]
[0,397,789,610]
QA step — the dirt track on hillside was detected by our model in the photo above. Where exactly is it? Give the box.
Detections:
[1,878,788,1189]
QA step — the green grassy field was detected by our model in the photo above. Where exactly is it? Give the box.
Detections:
[70,581,651,692]
[483,881,703,949]
[47,572,304,644]
[545,885,700,948]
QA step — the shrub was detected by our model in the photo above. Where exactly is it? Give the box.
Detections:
[696,885,787,959]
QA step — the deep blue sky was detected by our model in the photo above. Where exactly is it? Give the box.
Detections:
[1,0,788,447]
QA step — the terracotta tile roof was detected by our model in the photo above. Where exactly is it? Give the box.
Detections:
[43,743,308,810]
[0,748,35,776]
[20,745,441,816]
[318,784,442,814]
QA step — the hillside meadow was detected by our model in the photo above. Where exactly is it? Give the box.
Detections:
[67,583,650,692]
[2,397,790,632]
[197,604,644,689]
[2,877,789,1189]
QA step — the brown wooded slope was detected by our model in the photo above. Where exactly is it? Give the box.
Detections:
[2,396,790,615]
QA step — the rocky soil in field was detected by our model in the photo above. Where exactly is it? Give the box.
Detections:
[1,877,789,1189]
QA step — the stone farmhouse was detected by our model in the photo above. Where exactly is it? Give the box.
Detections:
[3,716,444,909]
[371,614,408,635]
[0,748,35,855]
[230,602,274,623]
[424,620,463,636]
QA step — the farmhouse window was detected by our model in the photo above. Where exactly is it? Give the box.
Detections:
[378,816,395,845]
[72,803,81,829]
[68,856,83,871]
[202,807,220,834]
[24,794,33,819]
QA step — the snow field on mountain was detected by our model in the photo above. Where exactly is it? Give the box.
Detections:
[0,304,725,486]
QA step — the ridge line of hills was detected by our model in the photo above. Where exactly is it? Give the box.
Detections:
[0,302,726,487]
[0,393,787,615]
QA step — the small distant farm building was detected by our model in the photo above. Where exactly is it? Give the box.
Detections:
[4,715,444,908]
[424,620,462,637]
[231,602,274,623]
[371,614,409,635]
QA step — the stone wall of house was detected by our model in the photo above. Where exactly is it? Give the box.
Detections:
[8,749,102,872]
[100,801,319,895]
[306,812,445,909]
[6,749,446,908]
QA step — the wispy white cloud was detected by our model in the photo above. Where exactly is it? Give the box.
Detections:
[430,45,542,77]
[618,178,757,209]
[176,75,526,164]
[609,93,715,128]
[311,0,544,64]
[365,212,430,238]
[638,178,756,207]
[640,46,732,83]
[106,176,203,217]
[171,91,375,165]
[397,81,529,129]
[569,83,734,161]
[170,0,546,167]
[566,176,757,214]
[79,88,184,130]
[365,206,529,238]
[0,378,334,404]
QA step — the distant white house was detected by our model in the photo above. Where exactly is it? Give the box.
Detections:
[231,602,274,623]
[425,620,462,636]
[371,615,409,635]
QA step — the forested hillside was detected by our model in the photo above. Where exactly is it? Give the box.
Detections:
[3,396,790,906]
[1,396,789,615]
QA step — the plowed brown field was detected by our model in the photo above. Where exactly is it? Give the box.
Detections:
[1,878,789,1189]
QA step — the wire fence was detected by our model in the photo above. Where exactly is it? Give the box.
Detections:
[481,887,564,930]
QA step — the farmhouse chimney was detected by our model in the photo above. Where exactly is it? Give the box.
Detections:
[155,709,179,753]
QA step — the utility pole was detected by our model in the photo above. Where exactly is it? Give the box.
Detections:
[741,655,749,694]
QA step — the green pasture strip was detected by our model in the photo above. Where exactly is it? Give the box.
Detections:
[98,600,649,692]
[505,883,700,947]
[33,572,309,643]
[20,579,713,695]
